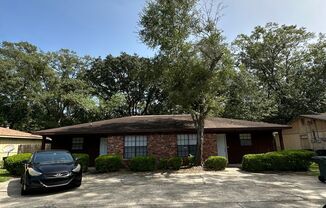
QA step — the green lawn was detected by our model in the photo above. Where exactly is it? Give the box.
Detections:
[309,163,320,176]
[0,169,11,183]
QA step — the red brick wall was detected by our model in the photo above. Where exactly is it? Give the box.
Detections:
[203,133,218,160]
[107,136,124,156]
[148,134,177,158]
[106,133,218,160]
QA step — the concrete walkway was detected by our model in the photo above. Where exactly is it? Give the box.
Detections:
[0,168,325,207]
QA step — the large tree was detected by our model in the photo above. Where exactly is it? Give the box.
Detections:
[42,49,98,128]
[139,0,232,164]
[233,23,326,123]
[0,42,97,130]
[0,41,49,130]
[87,53,166,117]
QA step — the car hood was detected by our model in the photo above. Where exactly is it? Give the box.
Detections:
[33,162,75,173]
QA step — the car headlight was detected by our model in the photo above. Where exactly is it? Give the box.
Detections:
[72,164,81,173]
[28,168,42,176]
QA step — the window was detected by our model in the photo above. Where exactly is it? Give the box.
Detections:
[177,134,197,157]
[240,134,252,146]
[124,136,147,159]
[72,137,84,150]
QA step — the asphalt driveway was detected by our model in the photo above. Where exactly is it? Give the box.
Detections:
[0,168,325,208]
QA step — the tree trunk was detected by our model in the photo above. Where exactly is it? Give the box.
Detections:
[192,113,205,166]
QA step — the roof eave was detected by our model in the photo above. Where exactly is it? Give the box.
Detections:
[34,126,291,136]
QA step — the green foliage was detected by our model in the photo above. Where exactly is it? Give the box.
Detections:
[204,156,228,171]
[0,169,10,183]
[0,42,98,130]
[157,158,169,170]
[95,155,122,172]
[87,53,166,117]
[129,156,156,172]
[188,154,195,167]
[72,153,89,172]
[167,157,183,170]
[139,0,233,164]
[182,154,195,167]
[241,150,315,172]
[309,163,320,176]
[232,23,326,123]
[1,19,326,136]
[4,153,32,176]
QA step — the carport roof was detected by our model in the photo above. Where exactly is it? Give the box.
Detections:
[35,115,290,136]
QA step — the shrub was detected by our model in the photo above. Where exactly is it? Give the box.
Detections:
[129,156,156,171]
[188,154,195,167]
[167,157,182,170]
[72,153,89,172]
[204,156,228,171]
[4,153,32,176]
[95,154,122,172]
[157,158,169,170]
[242,150,315,172]
[182,157,189,166]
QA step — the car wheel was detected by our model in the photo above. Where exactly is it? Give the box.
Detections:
[21,183,30,195]
[318,176,325,183]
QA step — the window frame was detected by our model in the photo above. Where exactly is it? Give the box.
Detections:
[124,135,147,159]
[71,137,84,150]
[177,134,197,157]
[239,133,252,146]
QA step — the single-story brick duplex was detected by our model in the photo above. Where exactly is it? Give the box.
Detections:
[35,115,290,164]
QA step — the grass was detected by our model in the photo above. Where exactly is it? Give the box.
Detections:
[309,162,320,176]
[0,169,11,183]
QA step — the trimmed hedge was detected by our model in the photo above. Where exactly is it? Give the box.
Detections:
[157,158,169,170]
[129,156,156,171]
[72,153,89,172]
[242,150,315,172]
[167,157,182,170]
[188,154,195,167]
[95,155,122,172]
[204,156,228,171]
[4,153,32,176]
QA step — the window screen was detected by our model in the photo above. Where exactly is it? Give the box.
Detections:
[239,134,252,146]
[72,137,84,150]
[124,136,147,159]
[177,134,197,157]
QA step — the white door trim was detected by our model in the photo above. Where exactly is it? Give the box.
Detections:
[99,137,108,155]
[216,134,228,159]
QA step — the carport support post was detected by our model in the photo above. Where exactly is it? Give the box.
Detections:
[41,135,46,150]
[278,130,285,150]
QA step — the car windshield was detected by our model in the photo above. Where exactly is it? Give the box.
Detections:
[33,152,74,164]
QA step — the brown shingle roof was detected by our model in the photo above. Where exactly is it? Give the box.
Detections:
[35,115,290,136]
[0,127,42,139]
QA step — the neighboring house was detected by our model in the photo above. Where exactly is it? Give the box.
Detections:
[283,113,326,151]
[0,127,42,159]
[35,115,289,164]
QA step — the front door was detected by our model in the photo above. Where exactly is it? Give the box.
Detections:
[217,134,228,158]
[99,137,108,155]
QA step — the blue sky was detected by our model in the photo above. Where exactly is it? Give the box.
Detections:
[1,0,325,57]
